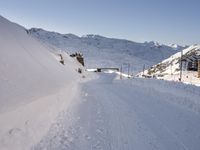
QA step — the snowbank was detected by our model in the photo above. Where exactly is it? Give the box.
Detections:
[0,15,81,149]
[131,78,200,114]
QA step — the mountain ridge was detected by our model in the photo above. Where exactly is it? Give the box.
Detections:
[29,28,186,73]
[29,28,186,49]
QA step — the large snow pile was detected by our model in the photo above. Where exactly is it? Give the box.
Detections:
[142,45,200,86]
[29,28,185,73]
[0,16,81,149]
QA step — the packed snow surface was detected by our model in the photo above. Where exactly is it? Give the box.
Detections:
[34,73,200,150]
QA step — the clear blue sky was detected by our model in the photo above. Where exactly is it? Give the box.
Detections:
[0,0,199,45]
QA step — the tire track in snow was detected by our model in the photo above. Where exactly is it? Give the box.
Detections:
[33,74,200,150]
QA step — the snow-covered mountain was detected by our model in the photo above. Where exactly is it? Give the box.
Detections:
[0,15,81,149]
[142,45,200,85]
[29,28,185,73]
[1,15,200,150]
[168,43,186,50]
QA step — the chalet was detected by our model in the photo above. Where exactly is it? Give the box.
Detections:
[182,55,200,71]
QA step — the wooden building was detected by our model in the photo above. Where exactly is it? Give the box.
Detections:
[182,55,200,71]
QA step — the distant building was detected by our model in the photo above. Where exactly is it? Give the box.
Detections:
[182,55,200,71]
[96,68,119,72]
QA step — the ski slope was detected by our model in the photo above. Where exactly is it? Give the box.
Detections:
[34,73,200,150]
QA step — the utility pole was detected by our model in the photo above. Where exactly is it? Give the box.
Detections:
[198,59,200,78]
[170,62,172,76]
[179,50,183,81]
[143,64,145,76]
[121,63,130,79]
[120,65,122,80]
[128,63,130,78]
[170,60,173,78]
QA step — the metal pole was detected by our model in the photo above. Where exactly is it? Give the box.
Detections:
[180,50,183,81]
[143,64,145,76]
[120,65,122,80]
[170,62,172,76]
[128,63,130,78]
[198,59,200,78]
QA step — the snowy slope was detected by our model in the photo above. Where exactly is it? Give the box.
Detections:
[29,28,185,73]
[0,16,81,149]
[168,43,186,50]
[0,16,78,112]
[142,45,200,85]
[1,15,199,150]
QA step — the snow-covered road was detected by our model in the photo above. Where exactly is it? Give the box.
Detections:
[34,73,200,150]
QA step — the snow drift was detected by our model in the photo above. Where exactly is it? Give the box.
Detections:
[0,15,80,149]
